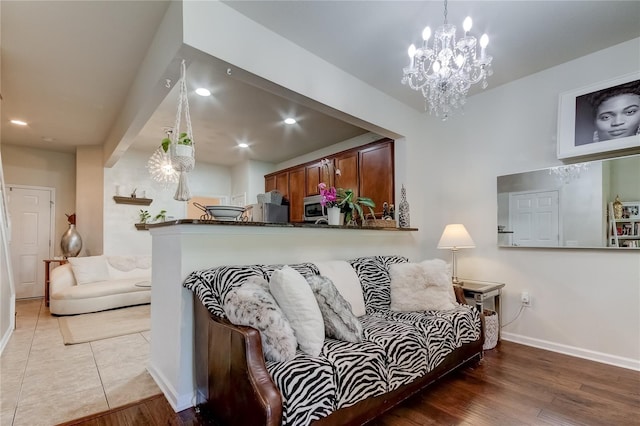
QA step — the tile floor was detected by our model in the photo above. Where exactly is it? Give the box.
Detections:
[0,299,160,426]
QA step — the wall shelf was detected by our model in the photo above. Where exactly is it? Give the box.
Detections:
[113,196,153,206]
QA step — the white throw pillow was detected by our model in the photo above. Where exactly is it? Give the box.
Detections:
[68,255,110,285]
[313,260,366,317]
[269,266,324,357]
[389,259,457,312]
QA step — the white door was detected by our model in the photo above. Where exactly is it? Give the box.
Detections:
[7,186,53,299]
[509,190,559,247]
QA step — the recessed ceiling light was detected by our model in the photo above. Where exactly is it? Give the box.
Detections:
[195,88,211,96]
[42,137,55,142]
[284,118,296,125]
[10,119,27,126]
[238,143,249,148]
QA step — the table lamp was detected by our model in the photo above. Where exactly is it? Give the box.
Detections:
[437,224,475,285]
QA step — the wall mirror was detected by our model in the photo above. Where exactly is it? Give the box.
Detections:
[497,154,640,249]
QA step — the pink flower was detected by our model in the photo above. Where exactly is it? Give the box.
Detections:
[318,183,337,207]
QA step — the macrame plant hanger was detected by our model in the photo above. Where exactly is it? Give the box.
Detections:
[170,59,196,201]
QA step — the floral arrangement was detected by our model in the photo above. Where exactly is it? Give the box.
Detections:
[317,158,375,224]
[318,182,338,207]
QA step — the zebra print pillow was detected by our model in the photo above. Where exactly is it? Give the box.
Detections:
[183,265,265,318]
[349,255,408,314]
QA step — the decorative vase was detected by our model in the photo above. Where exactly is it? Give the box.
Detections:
[327,206,342,226]
[613,195,623,219]
[398,185,410,228]
[61,224,82,257]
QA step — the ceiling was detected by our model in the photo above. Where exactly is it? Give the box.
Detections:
[2,1,639,167]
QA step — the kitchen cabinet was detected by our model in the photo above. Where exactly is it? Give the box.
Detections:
[359,141,394,218]
[288,167,306,222]
[334,151,359,198]
[265,138,394,222]
[265,175,276,193]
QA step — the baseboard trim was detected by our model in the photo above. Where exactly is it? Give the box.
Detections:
[501,332,640,371]
[147,362,195,412]
[0,326,13,355]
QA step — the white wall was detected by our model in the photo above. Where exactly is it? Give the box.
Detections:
[424,38,640,369]
[1,145,76,257]
[76,146,104,256]
[103,148,232,255]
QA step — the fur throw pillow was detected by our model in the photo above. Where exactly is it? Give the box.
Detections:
[389,259,457,312]
[307,275,363,343]
[223,276,297,362]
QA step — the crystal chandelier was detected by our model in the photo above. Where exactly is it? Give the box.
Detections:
[402,0,493,120]
[548,163,590,184]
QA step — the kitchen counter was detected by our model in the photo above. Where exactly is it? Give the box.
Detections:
[146,218,418,231]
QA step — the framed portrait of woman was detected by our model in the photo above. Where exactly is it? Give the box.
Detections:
[557,72,640,159]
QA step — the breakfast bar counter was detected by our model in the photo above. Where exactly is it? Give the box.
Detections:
[146,220,418,412]
[146,218,418,231]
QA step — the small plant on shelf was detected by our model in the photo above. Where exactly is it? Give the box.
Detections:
[138,209,151,224]
[153,209,167,223]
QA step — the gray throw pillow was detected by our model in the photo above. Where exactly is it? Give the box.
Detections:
[307,275,363,343]
[223,276,297,362]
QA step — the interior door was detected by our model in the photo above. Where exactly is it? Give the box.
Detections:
[509,190,559,247]
[7,186,53,299]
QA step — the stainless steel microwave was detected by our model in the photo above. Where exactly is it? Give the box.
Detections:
[303,195,327,222]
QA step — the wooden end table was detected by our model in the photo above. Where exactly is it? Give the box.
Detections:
[44,259,68,307]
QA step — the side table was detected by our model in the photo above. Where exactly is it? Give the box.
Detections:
[43,259,68,307]
[456,279,505,339]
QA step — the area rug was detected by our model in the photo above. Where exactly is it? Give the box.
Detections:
[58,304,150,345]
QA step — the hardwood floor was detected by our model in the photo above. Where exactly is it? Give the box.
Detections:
[62,341,639,426]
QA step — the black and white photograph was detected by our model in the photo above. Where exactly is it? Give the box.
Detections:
[557,72,640,159]
[621,202,640,220]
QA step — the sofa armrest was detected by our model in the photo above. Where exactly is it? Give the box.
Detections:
[196,303,282,426]
[49,263,76,296]
[453,285,468,305]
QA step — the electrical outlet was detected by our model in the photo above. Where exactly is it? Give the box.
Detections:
[521,291,531,307]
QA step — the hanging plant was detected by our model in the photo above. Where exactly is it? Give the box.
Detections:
[169,59,196,201]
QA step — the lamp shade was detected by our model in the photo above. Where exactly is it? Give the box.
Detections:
[437,224,475,249]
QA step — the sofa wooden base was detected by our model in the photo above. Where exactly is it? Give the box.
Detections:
[194,301,483,426]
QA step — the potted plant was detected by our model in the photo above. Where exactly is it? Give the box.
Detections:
[153,209,167,223]
[337,188,375,225]
[136,209,151,230]
[162,132,193,156]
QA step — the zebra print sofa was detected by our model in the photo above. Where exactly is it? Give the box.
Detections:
[185,255,483,426]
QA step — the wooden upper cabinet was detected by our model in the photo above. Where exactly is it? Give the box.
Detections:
[305,162,322,196]
[265,138,394,221]
[359,141,394,217]
[265,175,276,193]
[275,172,289,201]
[334,152,358,198]
[288,167,306,222]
